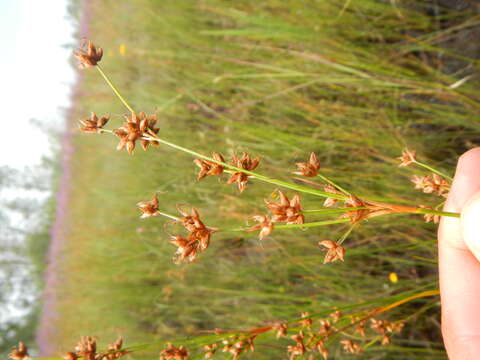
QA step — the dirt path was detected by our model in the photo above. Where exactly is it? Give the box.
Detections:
[35,1,92,355]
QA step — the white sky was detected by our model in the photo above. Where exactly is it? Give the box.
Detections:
[0,0,76,326]
[0,0,76,169]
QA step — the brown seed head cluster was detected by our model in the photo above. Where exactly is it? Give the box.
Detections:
[273,322,288,338]
[287,331,306,360]
[159,343,189,360]
[9,342,29,360]
[79,112,110,133]
[322,184,345,208]
[266,191,304,225]
[74,40,103,69]
[411,174,449,197]
[280,310,404,359]
[247,215,274,240]
[340,339,363,354]
[203,344,218,359]
[221,335,256,360]
[294,152,320,177]
[105,338,129,360]
[194,153,225,180]
[370,318,404,346]
[62,336,128,360]
[226,153,260,193]
[137,194,160,219]
[318,240,346,264]
[114,112,160,154]
[170,206,216,264]
[298,312,313,328]
[398,148,417,167]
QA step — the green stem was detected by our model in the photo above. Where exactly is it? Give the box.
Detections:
[156,211,179,221]
[415,208,459,218]
[96,65,135,113]
[142,134,348,200]
[337,224,356,246]
[316,173,350,194]
[303,207,367,215]
[413,160,453,181]
[221,218,350,232]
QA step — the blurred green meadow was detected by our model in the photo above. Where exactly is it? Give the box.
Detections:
[48,0,480,358]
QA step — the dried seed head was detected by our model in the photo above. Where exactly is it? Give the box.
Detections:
[79,112,110,133]
[411,174,449,197]
[287,331,306,359]
[273,322,288,338]
[75,336,97,360]
[105,337,129,360]
[74,40,103,69]
[170,206,216,264]
[9,342,29,360]
[318,240,346,264]
[194,152,225,180]
[226,153,260,192]
[352,316,367,337]
[315,341,328,360]
[159,343,189,360]
[294,152,320,177]
[340,340,363,354]
[398,148,417,167]
[114,112,159,154]
[63,352,78,360]
[329,310,342,323]
[137,194,160,219]
[266,191,304,225]
[318,319,333,336]
[203,344,218,359]
[381,334,391,345]
[323,184,344,208]
[299,312,313,328]
[247,215,274,240]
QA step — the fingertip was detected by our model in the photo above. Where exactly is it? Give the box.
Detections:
[461,191,480,261]
[458,147,480,168]
[446,148,480,213]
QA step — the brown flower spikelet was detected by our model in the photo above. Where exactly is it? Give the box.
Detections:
[398,148,417,167]
[194,152,225,180]
[79,112,109,133]
[247,215,274,240]
[63,352,78,360]
[75,336,97,360]
[323,184,344,208]
[411,174,449,197]
[114,112,159,154]
[137,194,160,219]
[266,191,304,225]
[340,339,363,354]
[105,337,129,360]
[226,153,260,192]
[74,40,103,69]
[9,342,29,360]
[171,206,216,263]
[318,240,346,264]
[294,152,320,177]
[159,343,189,360]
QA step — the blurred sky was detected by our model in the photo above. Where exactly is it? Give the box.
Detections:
[0,0,76,169]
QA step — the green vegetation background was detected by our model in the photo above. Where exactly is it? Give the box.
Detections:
[47,0,479,358]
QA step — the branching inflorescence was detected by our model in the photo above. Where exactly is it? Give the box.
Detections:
[11,40,455,360]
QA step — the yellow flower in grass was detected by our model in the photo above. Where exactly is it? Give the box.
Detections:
[389,272,398,284]
[119,43,126,56]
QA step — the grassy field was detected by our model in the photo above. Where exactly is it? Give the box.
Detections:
[45,0,480,358]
